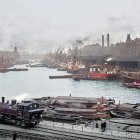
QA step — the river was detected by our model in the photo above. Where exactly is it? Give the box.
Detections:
[0,65,139,104]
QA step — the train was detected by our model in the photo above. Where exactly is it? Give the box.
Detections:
[0,97,44,127]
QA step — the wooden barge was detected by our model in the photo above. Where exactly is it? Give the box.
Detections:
[49,74,84,79]
[52,96,99,107]
[42,96,114,121]
[49,75,73,79]
[42,96,140,121]
[110,103,140,119]
[7,68,28,71]
[0,68,28,73]
[53,107,110,120]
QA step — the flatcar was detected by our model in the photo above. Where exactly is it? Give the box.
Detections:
[0,97,44,127]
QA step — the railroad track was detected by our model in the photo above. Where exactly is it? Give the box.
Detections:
[0,123,73,140]
[0,128,71,140]
[0,127,93,140]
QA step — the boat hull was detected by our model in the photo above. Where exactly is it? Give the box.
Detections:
[73,73,117,81]
[124,82,140,89]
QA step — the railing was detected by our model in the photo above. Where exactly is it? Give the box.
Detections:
[43,121,140,140]
[0,121,139,140]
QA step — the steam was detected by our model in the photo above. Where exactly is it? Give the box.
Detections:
[14,93,29,102]
[107,57,113,62]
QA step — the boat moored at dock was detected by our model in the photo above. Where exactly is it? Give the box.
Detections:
[7,68,28,71]
[123,82,140,89]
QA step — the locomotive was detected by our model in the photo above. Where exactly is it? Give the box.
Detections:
[0,97,44,127]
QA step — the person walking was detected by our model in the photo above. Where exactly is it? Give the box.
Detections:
[13,133,17,140]
[101,121,107,132]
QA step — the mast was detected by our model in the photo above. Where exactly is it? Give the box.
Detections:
[137,57,140,82]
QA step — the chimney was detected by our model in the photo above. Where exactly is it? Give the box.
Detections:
[7,100,9,104]
[11,99,17,106]
[126,34,131,42]
[102,35,104,47]
[2,97,5,103]
[107,33,109,47]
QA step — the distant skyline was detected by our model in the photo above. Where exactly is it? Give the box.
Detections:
[0,0,140,52]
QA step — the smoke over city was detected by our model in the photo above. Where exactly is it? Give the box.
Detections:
[0,0,140,52]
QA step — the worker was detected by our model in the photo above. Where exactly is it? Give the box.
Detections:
[13,133,17,140]
[101,121,107,132]
[95,121,99,128]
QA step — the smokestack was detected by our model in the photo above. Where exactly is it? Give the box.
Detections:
[2,97,5,103]
[107,33,109,47]
[11,99,17,106]
[102,35,104,47]
[126,34,131,42]
[7,100,9,104]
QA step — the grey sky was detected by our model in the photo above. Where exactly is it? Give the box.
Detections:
[0,0,140,51]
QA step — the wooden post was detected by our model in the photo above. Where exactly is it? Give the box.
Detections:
[72,124,73,130]
[82,126,83,132]
[62,122,64,129]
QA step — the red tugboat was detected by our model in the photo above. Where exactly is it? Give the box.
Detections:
[73,65,117,81]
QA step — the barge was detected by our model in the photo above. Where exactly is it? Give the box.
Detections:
[49,75,73,79]
[7,68,28,71]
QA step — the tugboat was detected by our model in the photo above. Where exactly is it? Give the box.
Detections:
[73,65,117,81]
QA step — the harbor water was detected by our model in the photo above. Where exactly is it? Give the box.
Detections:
[0,66,140,104]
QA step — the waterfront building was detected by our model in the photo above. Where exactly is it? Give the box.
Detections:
[44,34,140,71]
[79,34,140,71]
[0,47,20,69]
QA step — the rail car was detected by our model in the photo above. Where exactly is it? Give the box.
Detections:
[0,97,44,127]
